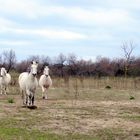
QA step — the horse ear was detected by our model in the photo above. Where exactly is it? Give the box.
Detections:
[31,61,38,65]
[36,62,38,67]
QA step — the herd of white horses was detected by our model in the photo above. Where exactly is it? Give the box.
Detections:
[0,61,52,106]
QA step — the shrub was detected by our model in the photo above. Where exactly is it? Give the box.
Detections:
[7,98,14,103]
[129,96,135,100]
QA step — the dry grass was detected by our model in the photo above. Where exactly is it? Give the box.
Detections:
[0,73,140,139]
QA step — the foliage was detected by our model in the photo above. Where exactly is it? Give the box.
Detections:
[1,49,140,77]
[129,96,135,100]
[7,98,14,103]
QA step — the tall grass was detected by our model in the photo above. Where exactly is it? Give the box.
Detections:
[49,76,140,101]
[10,71,140,90]
[52,76,140,90]
[9,71,140,101]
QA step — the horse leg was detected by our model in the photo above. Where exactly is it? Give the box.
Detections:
[26,90,31,106]
[4,87,7,95]
[0,85,3,94]
[22,90,26,105]
[27,94,32,106]
[42,87,45,99]
[32,95,34,106]
[44,88,48,100]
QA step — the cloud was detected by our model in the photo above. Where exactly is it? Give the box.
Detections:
[106,0,140,10]
[54,7,131,26]
[9,28,87,40]
[0,40,30,46]
[0,15,87,40]
[0,18,16,31]
[90,32,114,41]
[0,0,42,19]
[0,1,134,42]
[0,0,134,26]
[0,0,139,61]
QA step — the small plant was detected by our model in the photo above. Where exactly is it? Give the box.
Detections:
[7,98,14,103]
[105,85,111,89]
[129,96,135,100]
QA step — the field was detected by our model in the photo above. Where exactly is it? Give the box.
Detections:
[0,72,140,140]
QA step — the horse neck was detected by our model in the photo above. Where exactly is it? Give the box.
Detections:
[1,73,6,79]
[28,73,36,81]
[1,70,6,77]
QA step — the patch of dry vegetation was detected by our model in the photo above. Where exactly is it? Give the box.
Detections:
[0,74,140,139]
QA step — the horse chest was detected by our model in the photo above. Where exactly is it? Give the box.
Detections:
[26,81,37,90]
[0,78,6,85]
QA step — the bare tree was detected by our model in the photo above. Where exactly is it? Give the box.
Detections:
[40,55,52,65]
[53,53,67,77]
[67,53,77,65]
[0,54,2,67]
[122,41,135,78]
[16,60,30,72]
[56,53,66,64]
[67,54,79,76]
[2,49,16,72]
[27,55,40,63]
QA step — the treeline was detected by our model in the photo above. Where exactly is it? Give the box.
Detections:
[0,50,140,77]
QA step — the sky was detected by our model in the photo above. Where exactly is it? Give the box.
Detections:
[0,0,140,61]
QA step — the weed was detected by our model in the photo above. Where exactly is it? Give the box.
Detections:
[7,98,14,103]
[129,96,135,100]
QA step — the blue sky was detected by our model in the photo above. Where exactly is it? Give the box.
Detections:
[0,0,140,61]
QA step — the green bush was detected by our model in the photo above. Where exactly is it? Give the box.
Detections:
[7,98,14,103]
[129,96,135,100]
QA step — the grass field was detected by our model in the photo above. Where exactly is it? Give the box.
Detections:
[0,73,140,140]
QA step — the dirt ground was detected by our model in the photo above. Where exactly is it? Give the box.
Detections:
[0,89,140,139]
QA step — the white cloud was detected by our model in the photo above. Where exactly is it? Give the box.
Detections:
[0,40,30,46]
[81,56,96,62]
[2,27,87,40]
[0,15,87,40]
[0,0,134,27]
[107,0,140,10]
[55,7,133,27]
[0,0,41,19]
[0,0,139,61]
[0,18,16,32]
[90,32,114,41]
[0,0,138,45]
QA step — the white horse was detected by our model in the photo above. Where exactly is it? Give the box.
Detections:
[0,67,11,95]
[39,66,52,99]
[18,61,38,106]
